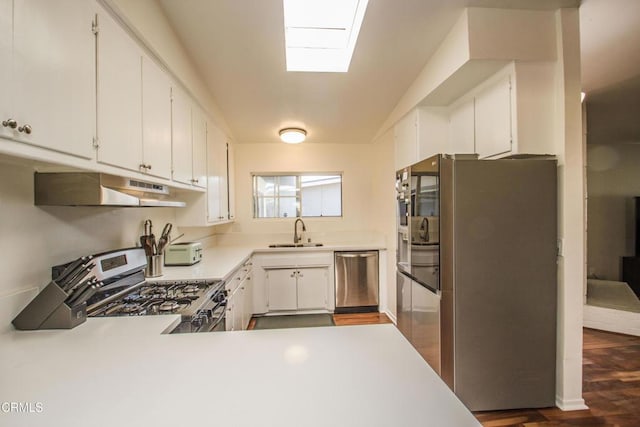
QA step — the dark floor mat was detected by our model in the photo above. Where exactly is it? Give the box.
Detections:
[252,314,335,330]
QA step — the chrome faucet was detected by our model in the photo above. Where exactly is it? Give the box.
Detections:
[419,217,430,242]
[294,217,306,244]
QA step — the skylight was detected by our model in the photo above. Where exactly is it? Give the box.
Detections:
[283,0,369,73]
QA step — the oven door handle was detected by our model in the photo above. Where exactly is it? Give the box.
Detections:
[206,309,226,332]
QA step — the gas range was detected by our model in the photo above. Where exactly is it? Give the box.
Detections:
[53,248,228,333]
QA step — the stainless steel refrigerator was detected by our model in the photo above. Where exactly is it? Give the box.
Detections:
[396,154,557,411]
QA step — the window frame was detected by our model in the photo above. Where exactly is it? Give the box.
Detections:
[252,172,343,219]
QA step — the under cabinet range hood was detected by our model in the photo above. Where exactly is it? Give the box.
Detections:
[34,173,186,207]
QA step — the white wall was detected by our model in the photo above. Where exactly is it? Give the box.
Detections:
[587,144,640,279]
[552,8,586,411]
[216,142,380,243]
[381,6,585,410]
[0,157,179,300]
[370,129,397,319]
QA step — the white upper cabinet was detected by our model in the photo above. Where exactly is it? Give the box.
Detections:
[394,111,418,170]
[207,122,229,222]
[475,74,512,158]
[191,106,207,188]
[449,98,476,154]
[417,107,450,160]
[446,62,555,160]
[171,86,206,188]
[141,54,172,179]
[395,107,450,168]
[227,141,236,221]
[0,0,12,141]
[3,0,95,158]
[96,6,142,169]
[171,85,193,186]
[175,119,233,227]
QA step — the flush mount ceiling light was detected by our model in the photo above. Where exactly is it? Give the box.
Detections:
[283,0,369,72]
[279,128,307,144]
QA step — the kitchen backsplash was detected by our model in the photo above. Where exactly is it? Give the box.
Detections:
[0,158,179,300]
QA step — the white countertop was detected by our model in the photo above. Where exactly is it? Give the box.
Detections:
[154,242,387,282]
[0,316,480,427]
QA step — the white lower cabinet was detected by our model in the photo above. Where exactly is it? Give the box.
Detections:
[225,259,252,331]
[265,267,329,311]
[296,268,329,310]
[253,252,334,314]
[266,269,298,311]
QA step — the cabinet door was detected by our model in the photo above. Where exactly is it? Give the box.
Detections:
[141,55,172,179]
[233,285,245,331]
[411,281,441,375]
[227,141,236,220]
[475,75,512,158]
[225,295,235,331]
[396,272,412,341]
[266,269,297,311]
[12,0,95,158]
[191,106,207,188]
[449,98,475,154]
[417,107,449,160]
[206,122,227,222]
[171,86,193,185]
[0,0,12,140]
[242,275,253,329]
[394,110,417,169]
[297,267,329,310]
[96,7,142,168]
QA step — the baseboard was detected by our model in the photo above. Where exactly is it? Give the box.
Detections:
[583,304,640,336]
[555,396,588,411]
[383,309,397,325]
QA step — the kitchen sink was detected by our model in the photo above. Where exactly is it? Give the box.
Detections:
[268,243,324,248]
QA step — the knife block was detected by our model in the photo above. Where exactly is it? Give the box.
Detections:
[12,280,87,330]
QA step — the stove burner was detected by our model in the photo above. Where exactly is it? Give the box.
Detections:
[159,301,180,312]
[122,303,144,314]
[140,286,168,298]
[182,284,200,293]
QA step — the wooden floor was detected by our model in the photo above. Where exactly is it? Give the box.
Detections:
[248,314,640,426]
[475,328,640,427]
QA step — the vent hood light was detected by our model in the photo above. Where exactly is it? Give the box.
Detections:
[279,128,306,144]
[283,0,369,72]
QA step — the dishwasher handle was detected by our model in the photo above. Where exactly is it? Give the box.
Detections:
[336,252,377,258]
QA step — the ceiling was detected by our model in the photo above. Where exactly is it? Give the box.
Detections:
[157,0,630,145]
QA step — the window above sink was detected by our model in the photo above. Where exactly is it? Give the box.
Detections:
[252,173,342,218]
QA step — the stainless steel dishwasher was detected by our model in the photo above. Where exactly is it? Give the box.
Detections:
[334,251,379,313]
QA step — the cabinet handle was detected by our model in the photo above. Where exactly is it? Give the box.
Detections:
[290,273,295,278]
[146,164,152,170]
[18,124,32,134]
[2,119,17,129]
